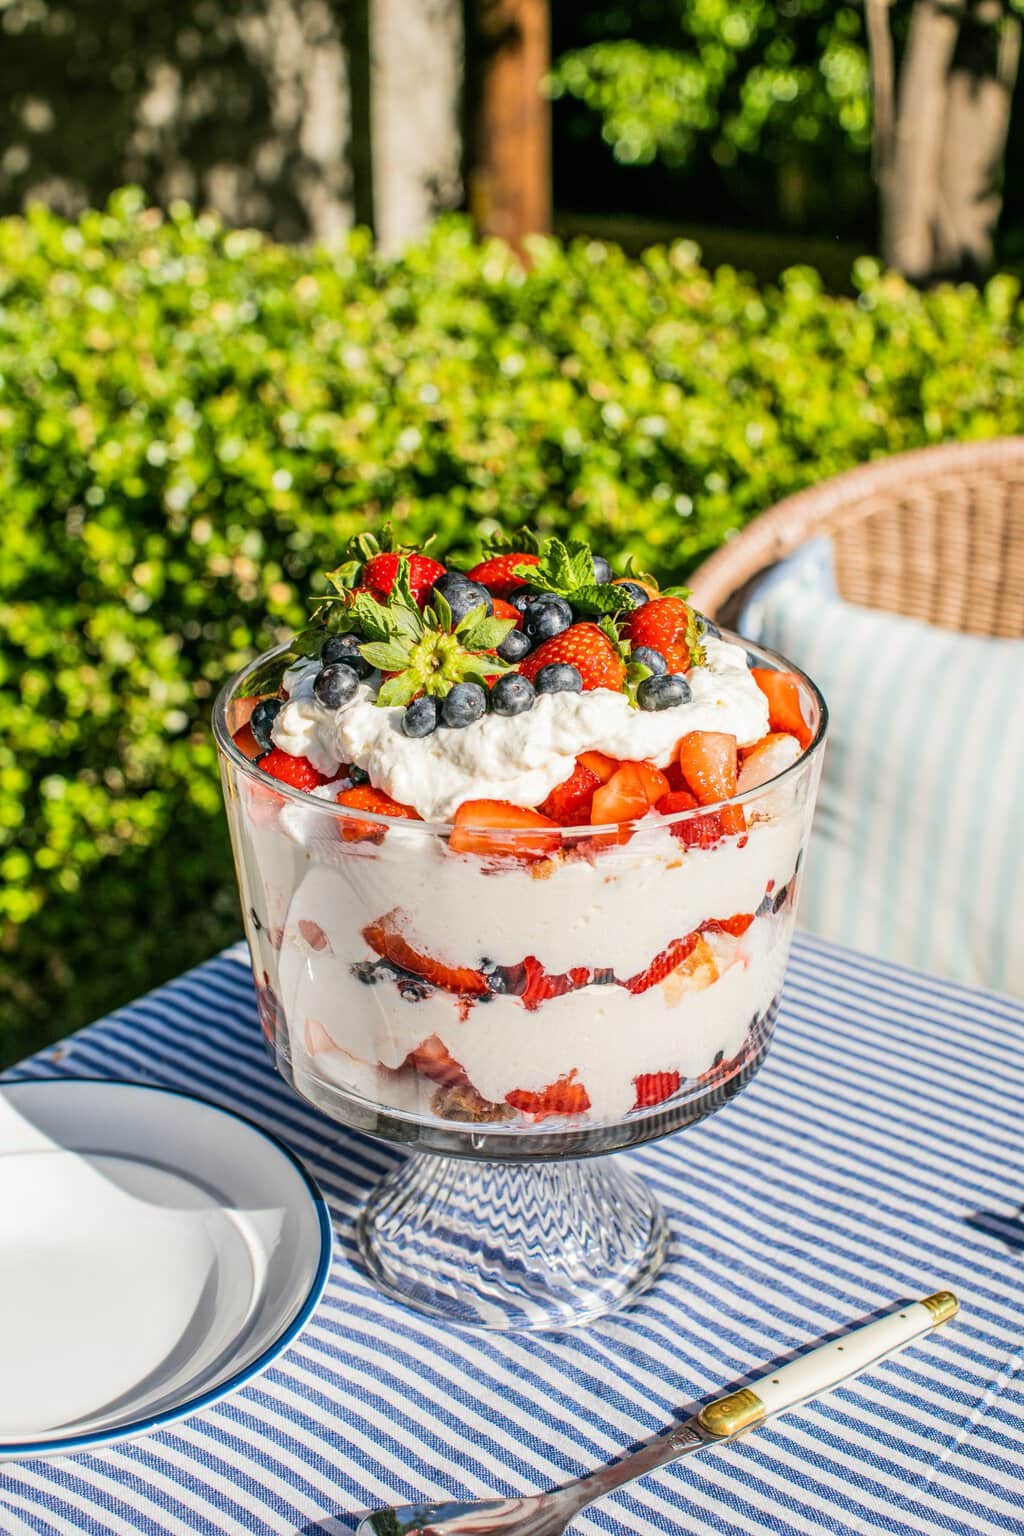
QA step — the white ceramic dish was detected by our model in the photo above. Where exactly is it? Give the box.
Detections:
[0,1078,332,1459]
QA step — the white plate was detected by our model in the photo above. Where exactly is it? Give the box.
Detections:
[0,1078,332,1458]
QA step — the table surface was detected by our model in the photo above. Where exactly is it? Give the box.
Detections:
[2,932,1023,1536]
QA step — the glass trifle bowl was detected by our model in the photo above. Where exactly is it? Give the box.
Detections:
[214,628,826,1331]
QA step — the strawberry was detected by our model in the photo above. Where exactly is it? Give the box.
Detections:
[362,551,445,606]
[259,749,329,791]
[701,912,755,937]
[506,1071,591,1117]
[405,1034,468,1086]
[627,596,701,673]
[655,787,736,848]
[449,800,561,860]
[232,722,265,761]
[490,597,523,628]
[336,785,421,843]
[518,623,626,692]
[538,760,603,825]
[633,1070,682,1109]
[590,760,670,825]
[625,933,718,995]
[751,669,812,750]
[518,956,591,1010]
[676,731,738,802]
[623,932,698,994]
[363,911,489,996]
[736,732,803,793]
[577,750,619,783]
[466,551,540,598]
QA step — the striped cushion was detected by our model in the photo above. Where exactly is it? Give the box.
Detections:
[741,579,1024,999]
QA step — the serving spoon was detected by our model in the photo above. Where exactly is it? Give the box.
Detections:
[356,1290,958,1536]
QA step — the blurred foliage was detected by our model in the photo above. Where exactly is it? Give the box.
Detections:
[550,0,886,236]
[5,192,1024,1063]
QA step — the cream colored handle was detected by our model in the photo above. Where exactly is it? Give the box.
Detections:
[697,1291,959,1438]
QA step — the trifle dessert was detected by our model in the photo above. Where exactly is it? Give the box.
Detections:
[215,530,824,1153]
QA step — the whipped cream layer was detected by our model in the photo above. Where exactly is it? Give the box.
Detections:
[271,638,769,821]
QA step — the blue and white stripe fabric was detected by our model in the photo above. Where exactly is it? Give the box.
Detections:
[3,935,1024,1535]
[740,572,1024,1000]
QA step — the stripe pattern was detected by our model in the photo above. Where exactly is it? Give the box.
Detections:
[743,586,1024,1000]
[3,934,1024,1535]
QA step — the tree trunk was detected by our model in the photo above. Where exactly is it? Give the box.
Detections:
[882,0,964,279]
[467,0,551,251]
[871,0,1021,282]
[937,1,1021,276]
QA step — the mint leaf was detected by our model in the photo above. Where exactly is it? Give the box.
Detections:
[460,615,516,650]
[376,674,421,708]
[359,641,412,672]
[569,583,634,618]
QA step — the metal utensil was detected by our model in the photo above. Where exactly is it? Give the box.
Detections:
[356,1290,959,1536]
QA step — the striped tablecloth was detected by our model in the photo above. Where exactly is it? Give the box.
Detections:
[3,933,1023,1535]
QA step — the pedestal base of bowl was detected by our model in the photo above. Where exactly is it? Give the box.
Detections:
[357,1153,667,1332]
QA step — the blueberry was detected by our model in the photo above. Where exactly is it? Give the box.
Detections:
[510,592,533,616]
[523,594,573,642]
[490,673,535,715]
[496,628,531,663]
[322,632,372,678]
[434,572,493,623]
[636,674,691,710]
[592,554,612,583]
[313,663,359,708]
[250,697,283,749]
[695,612,721,641]
[348,765,370,785]
[616,581,649,609]
[535,662,583,695]
[441,681,488,728]
[631,645,667,675]
[402,695,439,737]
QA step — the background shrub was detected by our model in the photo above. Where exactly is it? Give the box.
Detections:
[4,188,1024,1064]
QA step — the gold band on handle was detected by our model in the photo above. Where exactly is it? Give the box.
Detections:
[696,1387,766,1439]
[920,1290,959,1325]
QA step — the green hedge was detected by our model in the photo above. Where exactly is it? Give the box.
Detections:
[4,189,1024,1065]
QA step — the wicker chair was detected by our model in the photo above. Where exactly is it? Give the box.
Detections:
[687,437,1024,638]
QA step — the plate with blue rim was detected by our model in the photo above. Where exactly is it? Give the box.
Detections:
[0,1077,332,1459]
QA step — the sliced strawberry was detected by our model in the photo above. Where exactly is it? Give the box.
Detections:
[506,1071,591,1117]
[519,955,592,1010]
[751,669,812,750]
[466,551,540,598]
[577,750,619,783]
[405,1034,468,1086]
[449,800,561,860]
[657,787,725,848]
[538,760,603,825]
[362,551,445,606]
[627,596,699,673]
[590,761,670,826]
[701,912,755,937]
[336,785,421,843]
[259,749,329,791]
[737,732,803,793]
[490,597,523,629]
[633,1070,682,1109]
[676,731,738,804]
[232,722,265,761]
[623,932,699,994]
[363,911,489,996]
[519,623,626,692]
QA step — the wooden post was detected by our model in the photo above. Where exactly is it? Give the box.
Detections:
[468,0,551,250]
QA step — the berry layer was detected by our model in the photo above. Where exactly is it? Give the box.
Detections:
[271,637,768,821]
[231,789,804,1124]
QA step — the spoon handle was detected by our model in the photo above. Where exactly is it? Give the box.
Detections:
[570,1291,958,1508]
[696,1291,959,1438]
